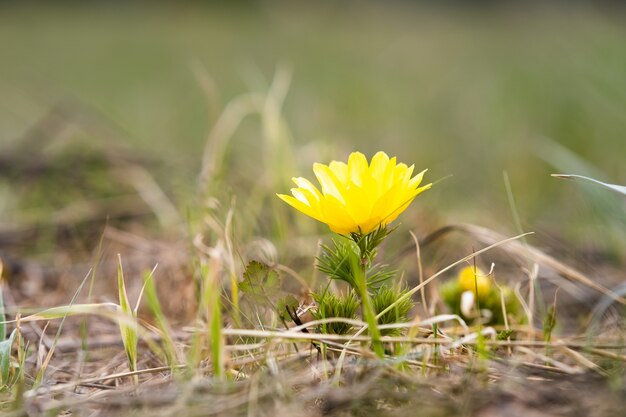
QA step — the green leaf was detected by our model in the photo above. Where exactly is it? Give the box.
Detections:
[0,329,16,386]
[240,261,281,304]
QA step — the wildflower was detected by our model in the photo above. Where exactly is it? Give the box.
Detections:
[442,266,522,325]
[277,151,431,235]
[458,266,491,300]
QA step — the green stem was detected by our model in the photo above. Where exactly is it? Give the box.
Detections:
[353,255,384,358]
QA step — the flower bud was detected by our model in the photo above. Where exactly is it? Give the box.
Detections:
[458,266,491,300]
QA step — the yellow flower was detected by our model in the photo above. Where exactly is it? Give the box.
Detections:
[458,266,491,300]
[277,151,431,235]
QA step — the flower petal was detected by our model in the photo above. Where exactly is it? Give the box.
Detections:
[276,193,325,222]
[291,188,322,214]
[292,177,322,199]
[369,151,390,180]
[329,161,349,185]
[348,152,368,187]
[409,169,428,189]
[319,194,357,234]
[313,163,345,202]
[343,184,373,226]
[380,156,397,194]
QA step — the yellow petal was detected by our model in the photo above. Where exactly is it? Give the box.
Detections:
[383,197,415,224]
[313,163,345,202]
[409,169,427,189]
[292,187,323,215]
[348,152,368,187]
[327,223,354,235]
[369,151,390,179]
[395,163,413,184]
[380,156,397,193]
[329,161,349,184]
[291,188,310,204]
[357,216,384,234]
[276,194,325,222]
[373,180,423,225]
[343,184,373,225]
[371,183,406,224]
[319,194,357,233]
[458,266,491,300]
[292,177,322,199]
[383,182,432,223]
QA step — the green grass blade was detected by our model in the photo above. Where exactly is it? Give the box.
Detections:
[117,255,138,381]
[143,268,178,367]
[0,329,16,386]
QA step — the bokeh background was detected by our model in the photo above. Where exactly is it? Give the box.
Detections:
[1,2,624,279]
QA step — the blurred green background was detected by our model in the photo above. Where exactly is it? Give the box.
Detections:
[0,2,624,260]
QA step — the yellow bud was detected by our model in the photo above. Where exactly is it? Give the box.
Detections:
[458,266,491,300]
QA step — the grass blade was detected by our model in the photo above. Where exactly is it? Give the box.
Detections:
[552,174,626,196]
[0,329,16,386]
[117,255,138,382]
[143,267,178,367]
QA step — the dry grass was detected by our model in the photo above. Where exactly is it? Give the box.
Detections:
[1,206,624,416]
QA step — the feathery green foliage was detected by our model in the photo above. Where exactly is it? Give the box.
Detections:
[373,287,415,336]
[312,291,359,335]
[317,236,395,290]
[350,226,394,264]
[317,239,361,289]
